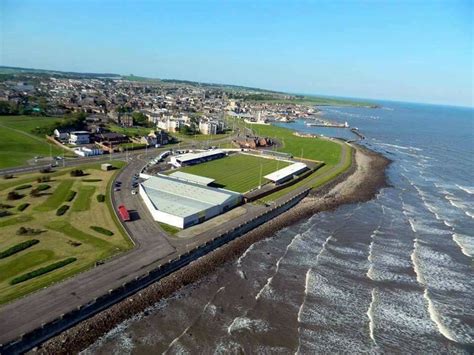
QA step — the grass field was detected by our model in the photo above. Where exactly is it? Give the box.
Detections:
[176,154,290,193]
[0,161,132,304]
[0,115,66,169]
[249,124,342,165]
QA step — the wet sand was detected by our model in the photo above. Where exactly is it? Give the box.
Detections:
[33,144,390,354]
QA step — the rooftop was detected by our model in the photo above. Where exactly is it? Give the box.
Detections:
[174,149,225,163]
[264,162,307,182]
[141,175,240,218]
[168,171,215,186]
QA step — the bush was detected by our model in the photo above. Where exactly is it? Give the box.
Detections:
[10,257,77,285]
[82,179,102,182]
[0,210,13,218]
[90,226,114,236]
[66,190,77,202]
[16,226,42,235]
[0,239,39,259]
[0,203,14,209]
[56,205,70,216]
[70,169,85,177]
[37,176,51,183]
[36,184,51,191]
[7,191,23,200]
[17,203,30,211]
[14,184,32,190]
[40,167,52,174]
[3,174,14,179]
[96,194,105,203]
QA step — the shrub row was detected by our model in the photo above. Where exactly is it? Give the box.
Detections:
[7,191,23,201]
[16,226,43,235]
[10,257,77,285]
[17,203,30,211]
[66,190,77,202]
[0,210,13,218]
[37,176,51,183]
[3,174,14,180]
[56,205,70,216]
[36,184,51,191]
[82,179,102,182]
[70,169,85,177]
[0,239,39,259]
[96,194,105,203]
[14,184,32,190]
[90,226,114,236]
[0,203,14,209]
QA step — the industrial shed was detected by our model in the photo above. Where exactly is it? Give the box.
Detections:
[139,174,241,229]
[264,162,308,185]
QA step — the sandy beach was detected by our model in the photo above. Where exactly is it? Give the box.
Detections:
[33,144,390,354]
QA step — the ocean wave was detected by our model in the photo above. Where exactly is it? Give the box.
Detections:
[377,142,423,152]
[452,233,473,257]
[367,289,377,345]
[423,289,457,342]
[227,316,270,335]
[456,184,474,195]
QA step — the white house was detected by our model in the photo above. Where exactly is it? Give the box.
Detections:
[69,131,90,145]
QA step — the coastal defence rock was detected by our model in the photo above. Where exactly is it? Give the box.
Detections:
[34,145,390,354]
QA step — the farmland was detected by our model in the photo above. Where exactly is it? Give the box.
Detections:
[0,116,66,169]
[177,154,290,193]
[0,161,132,304]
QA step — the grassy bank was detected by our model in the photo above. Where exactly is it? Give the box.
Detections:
[0,115,66,169]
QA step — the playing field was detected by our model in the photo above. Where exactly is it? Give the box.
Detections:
[243,124,342,165]
[0,115,65,169]
[0,162,132,304]
[177,154,290,193]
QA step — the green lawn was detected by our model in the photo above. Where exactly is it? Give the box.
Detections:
[176,154,290,193]
[108,124,152,137]
[0,115,65,169]
[71,185,96,212]
[249,124,342,165]
[0,162,132,304]
[35,179,74,211]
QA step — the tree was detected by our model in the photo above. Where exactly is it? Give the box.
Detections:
[132,112,152,127]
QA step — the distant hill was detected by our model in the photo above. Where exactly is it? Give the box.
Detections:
[0,66,121,79]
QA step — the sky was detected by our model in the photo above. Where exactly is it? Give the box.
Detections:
[1,0,472,107]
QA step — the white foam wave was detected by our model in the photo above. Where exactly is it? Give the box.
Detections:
[410,240,425,285]
[255,233,301,300]
[378,142,422,152]
[227,317,269,335]
[367,289,377,345]
[164,286,225,353]
[456,184,474,195]
[423,289,457,342]
[452,234,473,257]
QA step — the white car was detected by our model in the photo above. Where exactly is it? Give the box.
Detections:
[131,190,137,195]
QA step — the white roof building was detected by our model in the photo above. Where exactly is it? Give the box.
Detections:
[139,175,241,229]
[264,162,308,184]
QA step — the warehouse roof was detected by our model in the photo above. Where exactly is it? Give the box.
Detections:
[141,175,240,218]
[174,149,224,163]
[168,171,215,186]
[264,162,307,182]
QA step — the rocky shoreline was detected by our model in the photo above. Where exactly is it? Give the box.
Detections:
[33,144,390,354]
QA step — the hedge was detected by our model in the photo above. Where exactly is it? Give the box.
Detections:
[82,179,102,182]
[66,190,77,202]
[36,184,51,191]
[0,239,39,259]
[7,191,23,200]
[90,226,114,236]
[0,203,14,209]
[17,203,30,211]
[96,194,105,203]
[56,205,70,216]
[0,210,13,218]
[14,184,32,190]
[10,257,77,285]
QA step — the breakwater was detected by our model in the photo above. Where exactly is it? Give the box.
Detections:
[0,188,310,354]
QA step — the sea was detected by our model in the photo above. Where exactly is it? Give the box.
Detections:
[84,101,474,354]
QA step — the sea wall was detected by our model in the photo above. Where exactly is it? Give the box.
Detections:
[0,188,310,355]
